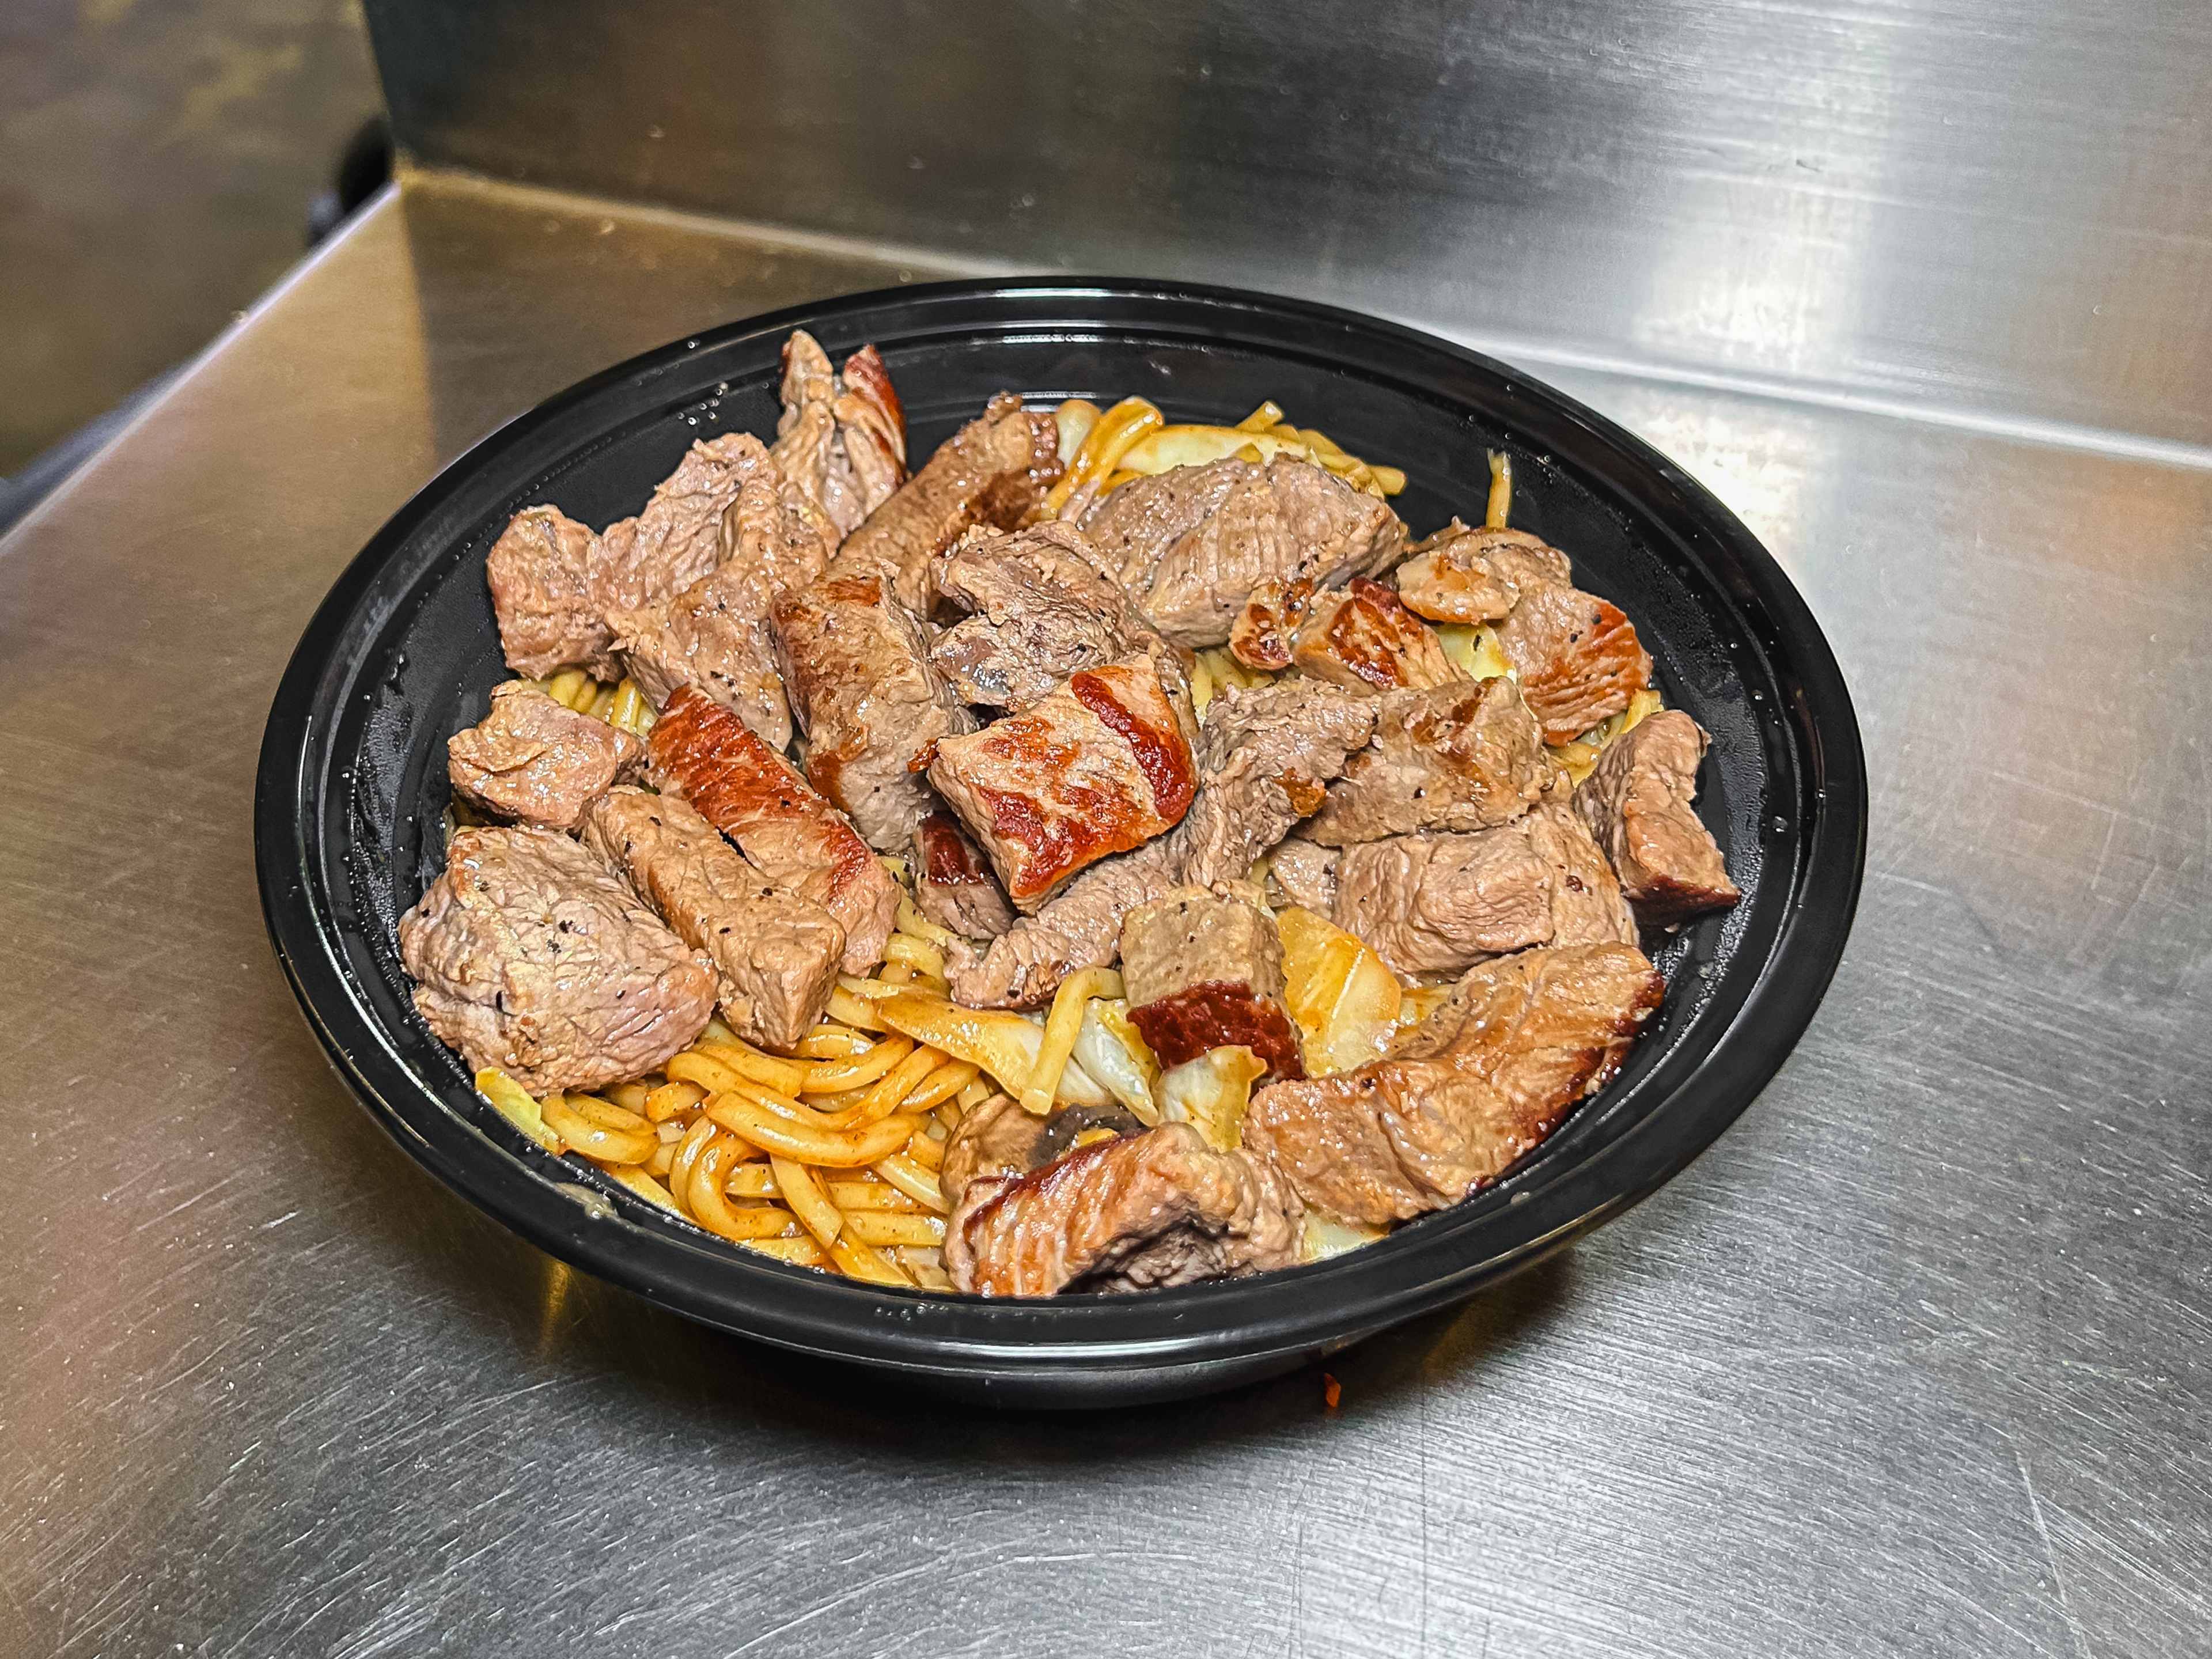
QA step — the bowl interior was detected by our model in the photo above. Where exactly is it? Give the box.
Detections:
[260,282,1861,1401]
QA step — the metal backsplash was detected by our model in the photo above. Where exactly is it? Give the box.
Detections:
[365,0,2212,453]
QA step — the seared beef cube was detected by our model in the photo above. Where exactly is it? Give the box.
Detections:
[770,566,975,850]
[1170,679,1375,887]
[1494,579,1652,743]
[944,1122,1301,1296]
[768,331,847,531]
[1334,827,1552,973]
[1291,578,1466,694]
[1078,456,1403,654]
[397,826,716,1093]
[1078,455,1241,628]
[942,679,1372,1009]
[645,686,898,972]
[614,433,780,616]
[767,331,906,539]
[484,434,787,683]
[1119,887,1302,1080]
[944,839,1179,1010]
[1574,710,1740,924]
[1524,802,1641,947]
[581,787,843,1052]
[930,521,1187,712]
[827,345,906,518]
[1331,805,1635,978]
[1395,522,1572,625]
[446,682,643,832]
[912,810,1016,940]
[1243,942,1662,1224]
[1266,838,1341,914]
[1302,676,1546,844]
[836,391,1061,612]
[484,505,604,680]
[927,657,1196,910]
[609,462,832,749]
[1225,574,1310,672]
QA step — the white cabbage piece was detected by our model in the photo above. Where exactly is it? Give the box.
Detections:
[1071,998,1161,1125]
[1158,1047,1267,1152]
[1277,906,1403,1075]
[1301,1209,1388,1264]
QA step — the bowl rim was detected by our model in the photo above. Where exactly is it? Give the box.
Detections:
[254,275,1868,1384]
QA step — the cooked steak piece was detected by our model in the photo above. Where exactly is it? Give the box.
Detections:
[1244,942,1663,1224]
[645,686,898,972]
[581,787,844,1052]
[397,825,717,1094]
[1494,579,1653,743]
[1301,676,1546,845]
[609,463,833,748]
[1334,826,1550,974]
[445,681,644,833]
[945,1122,1301,1295]
[927,657,1198,910]
[1077,454,1240,607]
[1077,457,1404,652]
[767,331,907,539]
[1291,577,1466,694]
[1266,837,1341,914]
[1331,805,1635,977]
[1525,802,1642,946]
[1574,710,1740,924]
[579,519,646,682]
[1225,574,1314,672]
[930,521,1189,712]
[912,810,1017,940]
[1395,522,1573,625]
[1394,513,1650,744]
[769,330,842,518]
[485,435,794,682]
[941,839,1179,1010]
[483,505,605,680]
[835,392,1062,612]
[770,566,976,850]
[623,434,782,607]
[1171,679,1376,887]
[831,345,907,518]
[942,679,1373,1007]
[1120,887,1302,1080]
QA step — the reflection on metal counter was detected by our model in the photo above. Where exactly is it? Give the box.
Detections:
[364,0,2212,450]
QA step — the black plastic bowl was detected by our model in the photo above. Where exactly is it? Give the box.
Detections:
[255,279,1866,1407]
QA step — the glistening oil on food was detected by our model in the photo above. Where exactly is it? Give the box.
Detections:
[397,332,1741,1297]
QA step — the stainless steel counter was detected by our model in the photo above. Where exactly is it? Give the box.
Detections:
[2,172,2207,1656]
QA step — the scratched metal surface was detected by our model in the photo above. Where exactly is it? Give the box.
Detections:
[2,175,2208,1657]
[361,0,2212,457]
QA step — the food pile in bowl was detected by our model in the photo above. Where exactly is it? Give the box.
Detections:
[399,331,1740,1295]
